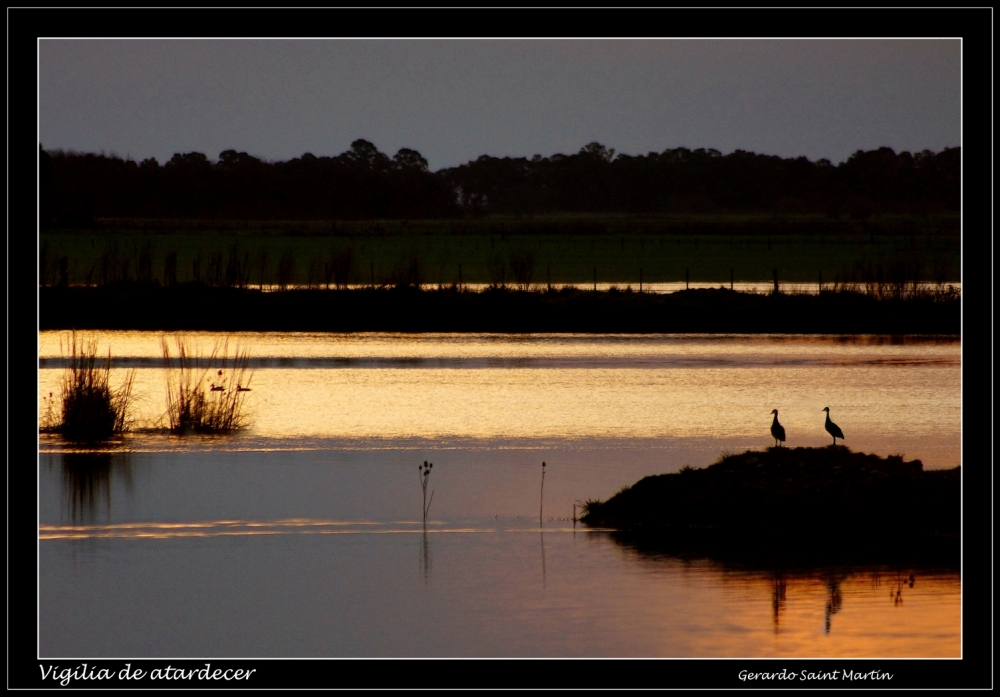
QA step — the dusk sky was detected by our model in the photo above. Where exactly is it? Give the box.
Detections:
[39,39,960,170]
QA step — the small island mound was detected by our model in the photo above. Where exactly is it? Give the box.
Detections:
[582,447,959,560]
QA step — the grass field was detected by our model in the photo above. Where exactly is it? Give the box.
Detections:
[39,215,960,287]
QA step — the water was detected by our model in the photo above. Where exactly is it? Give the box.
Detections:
[38,332,961,657]
[241,281,960,295]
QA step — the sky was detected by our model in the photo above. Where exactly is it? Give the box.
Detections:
[38,39,960,171]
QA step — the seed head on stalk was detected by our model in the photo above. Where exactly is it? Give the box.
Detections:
[419,461,434,524]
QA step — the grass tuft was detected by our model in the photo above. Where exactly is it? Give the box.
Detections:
[57,334,135,441]
[162,337,254,435]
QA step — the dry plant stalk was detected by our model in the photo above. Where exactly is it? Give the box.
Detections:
[162,337,253,434]
[419,461,434,523]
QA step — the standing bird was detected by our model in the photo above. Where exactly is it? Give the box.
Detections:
[769,409,786,447]
[823,407,845,445]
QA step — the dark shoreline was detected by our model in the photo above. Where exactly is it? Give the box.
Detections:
[40,284,960,334]
[580,446,960,567]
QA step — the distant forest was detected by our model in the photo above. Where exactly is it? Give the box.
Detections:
[40,140,960,223]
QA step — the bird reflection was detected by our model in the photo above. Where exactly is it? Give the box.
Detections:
[823,573,846,634]
[61,451,132,524]
[771,573,787,631]
[889,569,915,605]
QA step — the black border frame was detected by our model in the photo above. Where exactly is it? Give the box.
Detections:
[9,6,993,690]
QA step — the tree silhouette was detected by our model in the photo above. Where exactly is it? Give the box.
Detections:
[39,143,960,222]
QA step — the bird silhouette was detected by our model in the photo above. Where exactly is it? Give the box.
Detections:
[770,409,786,447]
[823,407,845,445]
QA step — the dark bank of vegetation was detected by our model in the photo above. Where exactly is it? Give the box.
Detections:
[581,447,960,565]
[39,284,960,334]
[39,219,960,288]
[40,140,959,223]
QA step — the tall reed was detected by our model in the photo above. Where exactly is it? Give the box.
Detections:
[162,337,253,434]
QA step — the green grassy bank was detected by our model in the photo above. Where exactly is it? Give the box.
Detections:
[39,214,960,288]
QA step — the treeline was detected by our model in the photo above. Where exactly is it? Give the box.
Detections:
[40,140,455,223]
[40,140,960,224]
[445,144,960,217]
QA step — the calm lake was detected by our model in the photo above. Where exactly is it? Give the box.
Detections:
[38,332,961,658]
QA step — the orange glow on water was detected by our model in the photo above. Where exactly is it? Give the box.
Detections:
[38,332,961,657]
[39,332,960,467]
[39,518,960,657]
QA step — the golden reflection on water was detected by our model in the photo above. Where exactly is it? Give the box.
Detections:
[38,333,962,658]
[38,330,960,362]
[37,519,569,540]
[600,546,960,657]
[39,517,959,657]
[39,332,960,467]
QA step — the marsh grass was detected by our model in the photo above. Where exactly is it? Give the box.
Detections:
[276,249,296,290]
[56,335,135,441]
[225,243,252,288]
[509,249,536,290]
[43,223,960,290]
[390,250,423,287]
[163,250,178,286]
[832,257,959,301]
[329,245,354,289]
[486,252,507,288]
[40,391,59,432]
[580,498,602,518]
[162,337,253,435]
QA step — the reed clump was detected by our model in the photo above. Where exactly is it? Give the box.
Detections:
[56,335,135,441]
[162,337,253,434]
